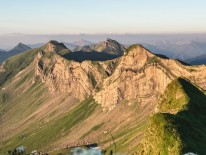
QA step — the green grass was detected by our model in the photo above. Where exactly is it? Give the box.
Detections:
[0,98,98,154]
[88,72,97,88]
[50,148,72,155]
[57,49,71,56]
[81,123,104,139]
[0,48,39,86]
[139,78,206,155]
[146,56,158,65]
[101,112,149,155]
[0,80,46,125]
[140,113,183,155]
[157,78,189,113]
[15,70,34,88]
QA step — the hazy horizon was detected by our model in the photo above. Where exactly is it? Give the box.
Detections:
[1,33,206,49]
[1,0,206,49]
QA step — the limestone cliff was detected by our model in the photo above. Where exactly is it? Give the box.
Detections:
[94,45,206,110]
[34,41,112,100]
[34,42,206,110]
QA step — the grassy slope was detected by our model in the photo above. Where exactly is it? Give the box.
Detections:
[0,48,40,86]
[0,51,98,153]
[0,45,154,155]
[139,78,206,155]
[0,98,97,154]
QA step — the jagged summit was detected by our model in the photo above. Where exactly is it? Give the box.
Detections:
[94,38,126,55]
[73,38,126,56]
[125,44,154,55]
[44,40,68,53]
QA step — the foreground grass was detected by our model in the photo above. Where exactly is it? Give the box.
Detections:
[0,98,98,154]
[139,78,206,155]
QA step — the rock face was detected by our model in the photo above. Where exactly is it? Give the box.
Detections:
[94,45,206,110]
[35,41,108,100]
[35,53,101,100]
[34,42,206,110]
[94,38,126,55]
[44,40,68,53]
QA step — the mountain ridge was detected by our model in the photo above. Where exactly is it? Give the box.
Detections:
[139,78,206,154]
[186,53,206,65]
[1,39,206,154]
[0,43,31,64]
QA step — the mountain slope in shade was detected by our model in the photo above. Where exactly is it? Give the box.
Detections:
[67,39,125,62]
[0,50,6,57]
[0,49,6,52]
[62,42,78,50]
[186,54,206,65]
[10,43,31,52]
[0,43,31,63]
[139,78,206,155]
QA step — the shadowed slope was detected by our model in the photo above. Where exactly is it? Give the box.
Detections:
[0,43,31,64]
[139,78,206,155]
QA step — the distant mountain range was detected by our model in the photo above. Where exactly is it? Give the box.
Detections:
[27,43,45,49]
[2,39,206,65]
[28,39,95,51]
[72,39,94,47]
[0,43,31,63]
[143,41,206,63]
[186,54,206,65]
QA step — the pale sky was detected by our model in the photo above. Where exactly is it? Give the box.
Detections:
[0,0,206,34]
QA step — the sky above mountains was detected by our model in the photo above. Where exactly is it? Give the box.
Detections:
[1,0,206,34]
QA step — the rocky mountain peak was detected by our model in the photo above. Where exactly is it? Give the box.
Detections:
[106,38,115,43]
[44,40,67,53]
[95,38,126,56]
[31,40,206,111]
[94,44,206,110]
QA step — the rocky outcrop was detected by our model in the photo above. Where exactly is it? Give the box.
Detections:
[34,42,206,110]
[94,45,206,110]
[35,52,104,100]
[93,38,126,56]
[34,41,109,100]
[44,40,68,53]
